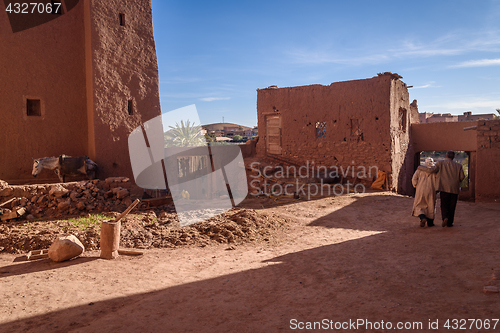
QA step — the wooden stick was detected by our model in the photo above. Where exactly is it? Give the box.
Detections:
[118,249,144,256]
[0,198,15,208]
[114,198,140,223]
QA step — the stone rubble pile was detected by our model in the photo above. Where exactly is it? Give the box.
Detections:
[0,177,133,219]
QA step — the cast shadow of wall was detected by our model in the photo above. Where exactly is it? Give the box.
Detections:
[0,196,496,332]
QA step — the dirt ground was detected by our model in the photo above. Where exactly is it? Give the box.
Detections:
[1,191,499,332]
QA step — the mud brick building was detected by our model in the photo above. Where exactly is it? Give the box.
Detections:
[256,73,420,194]
[0,0,161,184]
[257,74,500,201]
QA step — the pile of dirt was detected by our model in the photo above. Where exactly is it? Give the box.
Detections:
[0,208,290,254]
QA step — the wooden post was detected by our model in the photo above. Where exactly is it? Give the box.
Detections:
[100,220,121,259]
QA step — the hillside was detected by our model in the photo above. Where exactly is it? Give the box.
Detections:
[202,122,253,131]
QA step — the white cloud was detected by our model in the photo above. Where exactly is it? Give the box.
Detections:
[200,97,231,102]
[411,82,440,89]
[286,31,500,66]
[449,58,500,68]
[412,84,431,89]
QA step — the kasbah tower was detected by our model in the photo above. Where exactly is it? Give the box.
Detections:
[0,0,161,184]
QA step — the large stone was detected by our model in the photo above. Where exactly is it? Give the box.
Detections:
[57,199,71,211]
[122,197,133,207]
[48,235,85,262]
[49,187,69,198]
[75,201,86,210]
[116,189,129,199]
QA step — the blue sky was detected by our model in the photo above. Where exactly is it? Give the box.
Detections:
[151,0,500,127]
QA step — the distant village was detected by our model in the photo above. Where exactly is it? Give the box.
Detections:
[419,111,496,123]
[201,123,258,143]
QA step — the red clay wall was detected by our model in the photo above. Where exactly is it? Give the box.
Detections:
[87,0,161,180]
[256,75,414,192]
[411,121,478,152]
[476,120,500,202]
[389,79,415,193]
[0,1,88,184]
[0,0,161,184]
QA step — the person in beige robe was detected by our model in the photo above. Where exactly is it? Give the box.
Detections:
[412,157,437,227]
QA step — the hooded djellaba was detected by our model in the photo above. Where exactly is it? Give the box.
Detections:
[412,157,438,227]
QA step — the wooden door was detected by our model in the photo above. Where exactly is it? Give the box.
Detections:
[266,115,282,155]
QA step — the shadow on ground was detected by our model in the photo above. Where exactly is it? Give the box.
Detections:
[1,195,499,332]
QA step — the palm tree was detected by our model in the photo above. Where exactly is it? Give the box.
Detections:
[164,120,206,147]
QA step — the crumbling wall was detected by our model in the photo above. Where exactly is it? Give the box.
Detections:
[389,78,415,194]
[256,75,413,189]
[476,120,500,202]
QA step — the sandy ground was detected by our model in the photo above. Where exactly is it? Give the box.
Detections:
[0,191,499,332]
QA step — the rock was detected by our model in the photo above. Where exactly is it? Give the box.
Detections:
[0,188,13,197]
[76,202,86,210]
[26,214,36,221]
[122,197,133,207]
[57,199,71,211]
[112,187,123,194]
[116,189,129,199]
[159,212,168,219]
[48,235,84,262]
[70,191,80,201]
[49,187,69,198]
[37,195,48,204]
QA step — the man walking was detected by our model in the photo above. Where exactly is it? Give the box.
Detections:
[418,151,465,227]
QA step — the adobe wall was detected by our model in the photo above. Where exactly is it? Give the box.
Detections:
[411,121,478,152]
[86,0,161,179]
[389,79,415,194]
[476,120,500,202]
[256,75,414,192]
[0,2,88,184]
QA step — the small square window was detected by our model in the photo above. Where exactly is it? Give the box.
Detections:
[127,100,134,115]
[27,99,41,116]
[316,122,326,138]
[119,13,126,26]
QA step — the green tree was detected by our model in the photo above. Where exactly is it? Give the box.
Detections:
[232,134,242,142]
[164,120,206,147]
[495,109,500,119]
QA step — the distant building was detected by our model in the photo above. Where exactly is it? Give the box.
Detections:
[419,113,458,123]
[223,126,240,132]
[459,111,496,122]
[420,111,496,123]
